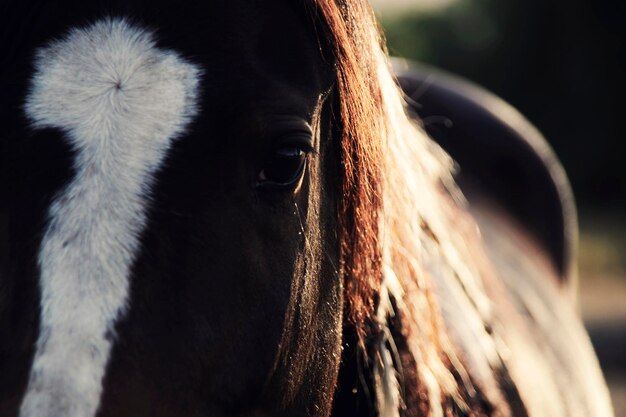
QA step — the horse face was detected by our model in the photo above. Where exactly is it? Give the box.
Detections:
[1,1,341,416]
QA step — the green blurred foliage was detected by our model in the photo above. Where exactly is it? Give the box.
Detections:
[380,0,626,210]
[579,210,626,274]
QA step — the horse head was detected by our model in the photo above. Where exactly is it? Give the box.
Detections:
[2,1,347,415]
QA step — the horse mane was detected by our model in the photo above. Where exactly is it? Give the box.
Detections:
[311,3,615,417]
[311,0,386,335]
[311,0,484,414]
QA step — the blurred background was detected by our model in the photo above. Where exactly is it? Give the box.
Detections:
[370,0,625,414]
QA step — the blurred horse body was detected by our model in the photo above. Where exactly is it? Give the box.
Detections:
[0,1,613,417]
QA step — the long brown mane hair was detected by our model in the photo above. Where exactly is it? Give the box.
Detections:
[309,1,614,417]
[310,0,472,413]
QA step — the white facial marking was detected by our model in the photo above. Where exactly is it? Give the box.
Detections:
[20,18,201,417]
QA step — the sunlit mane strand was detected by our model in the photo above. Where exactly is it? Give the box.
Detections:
[312,0,386,343]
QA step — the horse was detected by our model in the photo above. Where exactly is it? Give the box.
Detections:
[0,0,614,416]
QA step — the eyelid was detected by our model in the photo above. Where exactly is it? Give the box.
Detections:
[272,135,314,154]
[264,117,314,147]
[265,117,312,135]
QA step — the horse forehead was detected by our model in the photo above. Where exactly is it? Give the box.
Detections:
[194,0,331,101]
[88,0,326,87]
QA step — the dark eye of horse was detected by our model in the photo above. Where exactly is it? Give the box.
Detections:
[258,145,308,187]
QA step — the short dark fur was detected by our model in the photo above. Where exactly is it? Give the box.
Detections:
[2,1,342,415]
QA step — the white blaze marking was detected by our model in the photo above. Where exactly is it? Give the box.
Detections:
[20,18,201,417]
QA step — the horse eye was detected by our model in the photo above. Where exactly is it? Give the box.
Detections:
[258,146,308,187]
